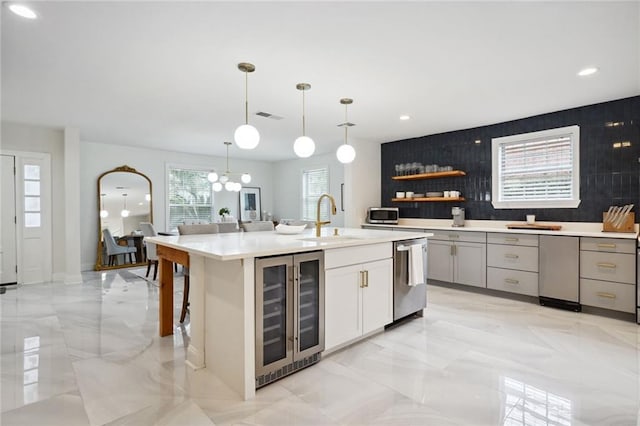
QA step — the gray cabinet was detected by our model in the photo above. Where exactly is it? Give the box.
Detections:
[426,230,486,288]
[487,232,539,297]
[579,237,635,313]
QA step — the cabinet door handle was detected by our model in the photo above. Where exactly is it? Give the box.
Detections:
[504,278,519,284]
[596,292,616,299]
[597,243,616,249]
[359,270,365,288]
[364,270,369,288]
[596,262,617,268]
[505,237,519,242]
[448,234,459,239]
[504,253,519,259]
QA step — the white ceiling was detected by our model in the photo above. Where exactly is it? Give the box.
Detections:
[2,1,639,162]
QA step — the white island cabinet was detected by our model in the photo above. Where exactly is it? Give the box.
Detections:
[147,227,426,401]
[324,243,393,351]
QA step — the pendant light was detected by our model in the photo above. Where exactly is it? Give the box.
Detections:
[336,98,356,164]
[293,83,315,158]
[207,141,251,192]
[120,193,130,217]
[234,62,260,150]
[100,193,109,218]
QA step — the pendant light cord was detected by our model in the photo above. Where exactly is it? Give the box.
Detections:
[244,71,249,124]
[344,103,349,145]
[302,89,306,136]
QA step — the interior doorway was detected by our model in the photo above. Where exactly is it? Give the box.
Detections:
[1,154,17,285]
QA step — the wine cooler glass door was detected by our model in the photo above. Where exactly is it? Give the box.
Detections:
[294,252,325,359]
[255,256,294,376]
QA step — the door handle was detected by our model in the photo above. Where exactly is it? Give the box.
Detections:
[504,278,519,284]
[448,234,459,239]
[364,270,369,287]
[596,292,616,299]
[505,237,519,243]
[597,243,616,249]
[359,270,365,288]
[504,254,519,259]
[596,262,616,268]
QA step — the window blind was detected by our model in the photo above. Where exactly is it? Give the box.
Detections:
[168,167,213,231]
[499,136,574,201]
[302,167,329,221]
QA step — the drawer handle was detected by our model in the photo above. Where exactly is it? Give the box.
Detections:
[504,278,519,284]
[597,243,616,249]
[504,254,519,259]
[448,234,459,239]
[505,238,519,242]
[596,292,616,299]
[596,262,617,269]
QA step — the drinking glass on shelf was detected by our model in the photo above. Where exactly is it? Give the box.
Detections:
[398,164,405,176]
[394,164,400,176]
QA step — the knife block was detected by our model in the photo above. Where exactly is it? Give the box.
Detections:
[602,211,635,233]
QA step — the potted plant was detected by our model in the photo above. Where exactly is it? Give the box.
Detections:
[218,207,230,220]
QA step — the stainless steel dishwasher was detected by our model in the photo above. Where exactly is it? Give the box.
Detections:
[393,238,428,321]
[539,235,580,311]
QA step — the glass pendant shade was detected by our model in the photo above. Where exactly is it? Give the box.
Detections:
[234,124,260,150]
[336,143,356,164]
[294,136,315,158]
[100,209,109,218]
[224,181,235,191]
[241,173,252,184]
[207,172,218,183]
[120,209,130,218]
[219,174,229,184]
[212,182,223,192]
[234,182,242,192]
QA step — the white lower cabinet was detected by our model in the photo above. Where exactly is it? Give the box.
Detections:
[487,234,539,297]
[426,230,486,288]
[324,243,393,351]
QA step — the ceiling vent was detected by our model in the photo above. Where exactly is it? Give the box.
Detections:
[255,111,284,120]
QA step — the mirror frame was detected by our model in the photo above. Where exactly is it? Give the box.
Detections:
[95,165,153,271]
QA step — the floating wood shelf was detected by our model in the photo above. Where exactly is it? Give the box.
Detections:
[392,197,466,202]
[391,170,466,181]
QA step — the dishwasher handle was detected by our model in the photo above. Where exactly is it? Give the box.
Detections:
[397,243,426,252]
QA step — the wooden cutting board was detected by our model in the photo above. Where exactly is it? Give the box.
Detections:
[506,223,562,231]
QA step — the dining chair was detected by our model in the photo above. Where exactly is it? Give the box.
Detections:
[217,221,239,233]
[102,228,137,265]
[176,223,220,322]
[240,221,274,232]
[139,222,158,280]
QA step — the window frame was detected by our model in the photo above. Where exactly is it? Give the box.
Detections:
[491,125,581,209]
[301,166,330,222]
[165,163,215,231]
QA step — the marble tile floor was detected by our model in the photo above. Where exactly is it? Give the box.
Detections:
[2,268,640,425]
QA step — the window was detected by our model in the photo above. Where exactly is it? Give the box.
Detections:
[23,164,41,227]
[167,166,214,231]
[492,125,580,209]
[302,167,329,221]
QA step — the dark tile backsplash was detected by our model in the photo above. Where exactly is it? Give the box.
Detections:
[381,96,640,222]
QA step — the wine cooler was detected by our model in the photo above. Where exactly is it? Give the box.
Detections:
[255,251,324,388]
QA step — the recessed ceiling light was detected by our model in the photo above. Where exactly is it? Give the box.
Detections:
[577,67,598,77]
[399,115,411,121]
[8,4,37,19]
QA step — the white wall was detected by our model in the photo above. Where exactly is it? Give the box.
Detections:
[80,141,274,270]
[272,152,345,227]
[1,122,66,279]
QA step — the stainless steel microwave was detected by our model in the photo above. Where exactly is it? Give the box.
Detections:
[367,207,399,224]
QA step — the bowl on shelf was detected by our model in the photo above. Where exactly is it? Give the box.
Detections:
[413,193,424,198]
[426,191,444,197]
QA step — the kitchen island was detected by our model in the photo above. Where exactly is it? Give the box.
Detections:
[147,227,426,399]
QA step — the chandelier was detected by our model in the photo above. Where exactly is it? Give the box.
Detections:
[208,141,251,192]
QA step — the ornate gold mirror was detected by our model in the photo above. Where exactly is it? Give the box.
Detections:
[95,165,152,270]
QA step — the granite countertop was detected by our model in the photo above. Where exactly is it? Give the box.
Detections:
[147,227,428,261]
[364,219,639,240]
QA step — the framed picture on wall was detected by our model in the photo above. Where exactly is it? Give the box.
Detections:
[239,187,261,222]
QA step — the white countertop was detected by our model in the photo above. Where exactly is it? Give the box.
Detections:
[364,219,639,240]
[147,227,428,261]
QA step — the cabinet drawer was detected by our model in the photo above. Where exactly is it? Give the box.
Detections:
[487,267,538,297]
[487,244,538,272]
[425,229,486,243]
[580,237,635,254]
[580,278,635,313]
[579,251,635,284]
[325,242,391,269]
[487,233,538,247]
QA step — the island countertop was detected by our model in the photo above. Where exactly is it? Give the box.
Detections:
[147,227,428,261]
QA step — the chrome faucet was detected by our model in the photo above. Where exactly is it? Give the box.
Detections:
[315,193,337,237]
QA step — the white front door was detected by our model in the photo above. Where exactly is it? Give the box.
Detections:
[1,155,17,284]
